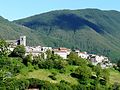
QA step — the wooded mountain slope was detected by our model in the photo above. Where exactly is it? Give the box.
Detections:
[14,9,120,62]
[0,16,42,46]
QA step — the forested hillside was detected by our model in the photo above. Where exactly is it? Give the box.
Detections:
[0,16,42,46]
[0,41,120,89]
[14,9,120,62]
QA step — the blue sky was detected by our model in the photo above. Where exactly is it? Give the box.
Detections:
[0,0,120,21]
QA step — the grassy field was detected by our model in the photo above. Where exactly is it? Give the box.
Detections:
[16,65,120,85]
[17,66,79,85]
[109,69,120,84]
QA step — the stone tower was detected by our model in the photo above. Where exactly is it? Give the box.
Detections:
[20,36,26,46]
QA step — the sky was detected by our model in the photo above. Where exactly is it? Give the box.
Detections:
[0,0,120,21]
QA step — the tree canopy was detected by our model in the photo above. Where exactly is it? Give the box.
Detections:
[11,45,26,58]
[0,40,9,57]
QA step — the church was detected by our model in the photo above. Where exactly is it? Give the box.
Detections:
[6,36,26,47]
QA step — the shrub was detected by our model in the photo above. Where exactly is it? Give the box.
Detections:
[48,75,57,80]
[59,68,66,74]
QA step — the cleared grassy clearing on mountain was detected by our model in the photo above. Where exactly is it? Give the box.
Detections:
[109,69,120,84]
[17,66,79,85]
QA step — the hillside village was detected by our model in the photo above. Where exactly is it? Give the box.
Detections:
[7,36,113,68]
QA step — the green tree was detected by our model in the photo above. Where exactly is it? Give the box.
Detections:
[11,45,25,58]
[54,59,68,69]
[23,54,32,66]
[0,40,9,57]
[94,65,102,78]
[112,82,120,90]
[67,52,87,66]
[58,81,72,90]
[68,52,79,60]
[100,69,109,85]
[0,70,5,82]
[93,65,102,86]
[51,54,63,61]
[74,66,92,84]
[46,50,52,59]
